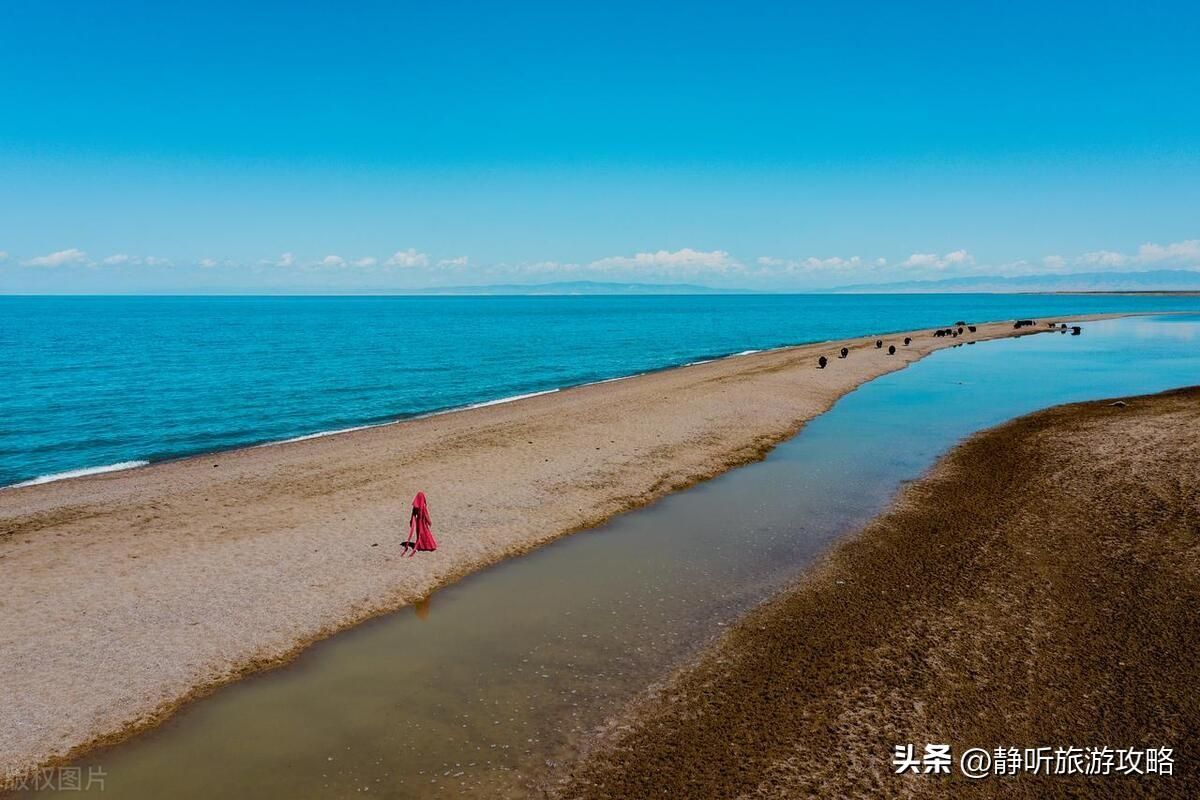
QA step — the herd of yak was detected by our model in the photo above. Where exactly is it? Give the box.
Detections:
[817,319,1082,369]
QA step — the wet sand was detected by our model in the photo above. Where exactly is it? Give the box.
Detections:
[0,315,1107,782]
[556,386,1200,799]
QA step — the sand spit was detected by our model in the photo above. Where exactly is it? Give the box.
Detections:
[555,386,1200,799]
[0,314,1111,781]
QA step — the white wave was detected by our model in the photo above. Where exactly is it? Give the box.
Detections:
[733,349,763,356]
[263,423,385,446]
[8,460,150,489]
[254,389,562,452]
[464,388,560,409]
[581,373,644,387]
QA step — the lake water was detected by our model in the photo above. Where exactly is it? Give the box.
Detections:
[27,313,1200,799]
[4,294,1200,486]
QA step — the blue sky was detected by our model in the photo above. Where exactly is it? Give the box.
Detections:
[2,0,1198,292]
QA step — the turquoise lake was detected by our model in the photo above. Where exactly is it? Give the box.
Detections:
[3,294,1200,486]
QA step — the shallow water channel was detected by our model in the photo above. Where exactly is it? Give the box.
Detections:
[28,314,1200,799]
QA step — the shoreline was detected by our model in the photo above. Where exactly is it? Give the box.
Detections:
[0,350,796,490]
[3,325,951,491]
[555,386,1200,798]
[0,313,1120,782]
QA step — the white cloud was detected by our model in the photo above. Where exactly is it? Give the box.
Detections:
[309,255,378,268]
[509,249,886,286]
[1068,239,1200,272]
[1077,249,1127,267]
[900,250,974,270]
[259,252,296,267]
[386,248,430,268]
[757,255,873,273]
[589,248,738,273]
[1135,239,1200,264]
[99,253,171,267]
[805,256,862,271]
[24,248,89,267]
[900,253,939,268]
[0,251,9,262]
[257,252,296,267]
[991,259,1037,277]
[448,250,741,283]
[10,237,1193,288]
[751,242,1198,281]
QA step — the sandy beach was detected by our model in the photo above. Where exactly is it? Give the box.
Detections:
[556,386,1200,799]
[0,315,1108,781]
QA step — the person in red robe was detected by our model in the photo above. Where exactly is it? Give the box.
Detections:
[404,491,437,555]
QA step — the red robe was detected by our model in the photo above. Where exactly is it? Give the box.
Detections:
[407,491,437,552]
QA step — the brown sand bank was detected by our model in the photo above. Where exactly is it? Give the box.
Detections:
[556,386,1200,799]
[0,315,1106,780]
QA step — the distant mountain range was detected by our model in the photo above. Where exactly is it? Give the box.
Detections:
[413,280,744,295]
[824,269,1200,294]
[408,271,1200,296]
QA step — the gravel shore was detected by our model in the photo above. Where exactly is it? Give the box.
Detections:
[556,386,1200,799]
